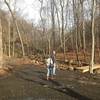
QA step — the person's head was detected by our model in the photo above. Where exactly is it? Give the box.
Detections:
[53,50,56,55]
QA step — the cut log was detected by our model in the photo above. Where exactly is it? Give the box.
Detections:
[68,66,74,71]
[75,64,100,73]
[94,69,100,74]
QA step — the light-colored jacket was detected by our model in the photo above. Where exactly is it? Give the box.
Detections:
[46,58,53,66]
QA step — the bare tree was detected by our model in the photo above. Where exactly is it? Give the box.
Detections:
[72,0,80,66]
[60,0,64,48]
[8,18,11,58]
[51,0,56,51]
[90,0,96,73]
[59,0,66,60]
[0,19,3,68]
[80,0,86,61]
[54,0,61,48]
[38,0,47,56]
[4,0,25,56]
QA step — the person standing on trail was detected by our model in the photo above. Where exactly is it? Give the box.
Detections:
[46,55,54,80]
[51,50,56,76]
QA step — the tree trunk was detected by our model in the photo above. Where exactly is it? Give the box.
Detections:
[83,20,86,61]
[76,24,80,66]
[64,32,66,60]
[60,0,66,60]
[72,0,80,66]
[4,0,25,56]
[80,0,86,61]
[54,1,61,48]
[51,0,56,51]
[12,27,15,57]
[8,19,11,58]
[15,21,25,56]
[90,0,96,73]
[4,43,7,55]
[48,39,51,55]
[0,19,3,68]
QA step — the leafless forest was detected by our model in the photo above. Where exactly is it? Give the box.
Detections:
[0,0,100,100]
[0,0,100,72]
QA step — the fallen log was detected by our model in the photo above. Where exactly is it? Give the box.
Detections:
[94,69,100,74]
[75,64,100,73]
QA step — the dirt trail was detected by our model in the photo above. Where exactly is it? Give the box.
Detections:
[0,64,100,100]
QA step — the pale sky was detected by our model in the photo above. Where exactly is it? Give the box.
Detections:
[0,0,41,23]
[0,0,92,26]
[16,0,41,23]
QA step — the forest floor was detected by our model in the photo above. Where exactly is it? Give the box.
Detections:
[0,61,100,100]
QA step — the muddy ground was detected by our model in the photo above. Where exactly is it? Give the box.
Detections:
[0,64,100,100]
